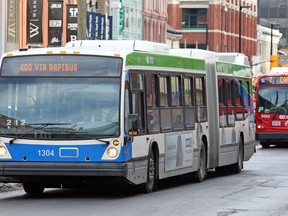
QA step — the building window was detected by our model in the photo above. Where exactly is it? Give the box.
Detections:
[182,8,207,29]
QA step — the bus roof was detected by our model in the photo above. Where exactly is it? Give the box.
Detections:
[269,67,288,74]
[0,40,252,78]
[170,49,250,66]
[65,40,170,54]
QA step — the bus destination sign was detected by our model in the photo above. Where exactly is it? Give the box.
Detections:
[1,55,122,77]
[260,76,288,85]
[19,63,78,73]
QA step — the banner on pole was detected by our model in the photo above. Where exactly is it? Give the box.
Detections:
[66,4,78,42]
[48,1,63,46]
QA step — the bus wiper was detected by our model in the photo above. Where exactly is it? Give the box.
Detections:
[69,132,110,144]
[9,123,71,144]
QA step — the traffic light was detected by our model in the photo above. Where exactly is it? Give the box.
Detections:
[119,0,124,35]
[270,55,279,69]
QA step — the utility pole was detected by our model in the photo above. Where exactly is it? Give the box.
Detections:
[0,0,6,55]
[77,0,88,40]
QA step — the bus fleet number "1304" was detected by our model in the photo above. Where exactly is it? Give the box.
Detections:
[37,149,55,157]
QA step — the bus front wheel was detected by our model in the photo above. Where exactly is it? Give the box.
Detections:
[23,183,45,195]
[140,148,157,193]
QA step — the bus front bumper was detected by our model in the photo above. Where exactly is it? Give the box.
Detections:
[0,162,129,183]
[256,132,288,142]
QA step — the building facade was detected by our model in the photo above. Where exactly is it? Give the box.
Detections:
[167,0,258,60]
[1,0,145,52]
[258,0,288,49]
[143,0,168,43]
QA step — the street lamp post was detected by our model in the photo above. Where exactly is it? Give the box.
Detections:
[238,5,251,53]
[270,23,280,56]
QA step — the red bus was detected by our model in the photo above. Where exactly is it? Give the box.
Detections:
[255,73,288,148]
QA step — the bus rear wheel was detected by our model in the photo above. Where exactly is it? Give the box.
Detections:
[228,138,243,174]
[193,142,207,182]
[260,141,270,148]
[23,183,45,195]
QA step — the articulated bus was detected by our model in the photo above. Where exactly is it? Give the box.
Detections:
[255,72,288,148]
[0,40,255,195]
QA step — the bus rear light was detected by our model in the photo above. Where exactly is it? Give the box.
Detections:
[257,125,264,129]
[0,146,7,157]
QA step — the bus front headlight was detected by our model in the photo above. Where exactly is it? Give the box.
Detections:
[107,147,118,158]
[0,146,7,157]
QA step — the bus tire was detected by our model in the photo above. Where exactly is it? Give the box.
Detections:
[260,141,270,148]
[23,183,45,195]
[140,148,157,193]
[228,137,243,174]
[193,142,207,182]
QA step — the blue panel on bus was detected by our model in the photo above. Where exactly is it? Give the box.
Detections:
[2,142,131,163]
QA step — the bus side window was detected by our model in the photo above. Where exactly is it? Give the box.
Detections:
[171,76,183,131]
[218,78,227,127]
[195,76,207,122]
[183,76,195,129]
[129,72,145,134]
[159,76,172,131]
[235,81,244,120]
[146,74,160,133]
[226,79,235,127]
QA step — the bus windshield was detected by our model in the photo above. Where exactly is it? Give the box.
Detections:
[257,86,288,114]
[0,77,120,140]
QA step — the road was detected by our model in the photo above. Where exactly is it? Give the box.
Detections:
[0,145,288,216]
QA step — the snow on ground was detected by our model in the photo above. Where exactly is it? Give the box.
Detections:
[0,183,22,193]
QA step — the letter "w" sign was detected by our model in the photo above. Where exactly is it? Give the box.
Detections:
[29,22,39,39]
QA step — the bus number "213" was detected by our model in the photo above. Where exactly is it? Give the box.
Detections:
[37,149,55,157]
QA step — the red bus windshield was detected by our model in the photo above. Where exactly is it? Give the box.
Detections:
[257,86,288,114]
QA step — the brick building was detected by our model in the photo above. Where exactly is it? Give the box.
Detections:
[143,0,168,43]
[167,0,258,60]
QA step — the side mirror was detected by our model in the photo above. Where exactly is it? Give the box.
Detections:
[128,114,139,136]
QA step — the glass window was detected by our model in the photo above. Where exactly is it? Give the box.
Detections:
[195,76,207,122]
[182,8,207,29]
[131,92,145,133]
[235,81,244,120]
[172,109,183,130]
[195,77,205,106]
[226,79,233,106]
[226,79,235,127]
[0,77,121,139]
[183,77,195,128]
[146,74,159,133]
[184,77,193,106]
[269,8,278,18]
[279,7,287,17]
[171,76,181,106]
[259,0,269,7]
[146,74,157,107]
[130,73,143,90]
[218,79,227,127]
[159,76,169,106]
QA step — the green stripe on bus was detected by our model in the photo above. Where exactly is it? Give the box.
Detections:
[125,52,251,78]
[216,61,250,75]
[126,52,206,70]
